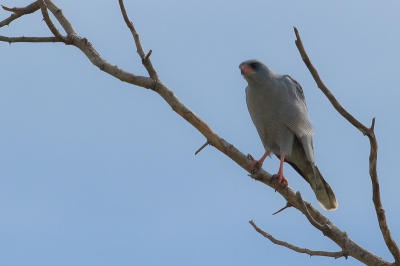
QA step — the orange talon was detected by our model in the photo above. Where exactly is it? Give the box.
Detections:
[247,150,270,174]
[271,154,289,190]
[271,173,289,190]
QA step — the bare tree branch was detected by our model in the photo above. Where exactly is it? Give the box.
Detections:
[293,26,400,265]
[0,35,59,43]
[296,192,331,236]
[249,220,347,259]
[1,1,38,14]
[43,0,75,35]
[0,2,39,27]
[0,1,65,44]
[0,1,397,265]
[118,0,158,79]
[37,0,69,43]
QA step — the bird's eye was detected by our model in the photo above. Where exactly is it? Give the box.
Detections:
[250,62,259,69]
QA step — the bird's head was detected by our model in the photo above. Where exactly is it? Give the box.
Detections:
[239,59,270,84]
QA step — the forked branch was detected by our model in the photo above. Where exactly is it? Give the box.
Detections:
[118,0,158,79]
[0,1,39,27]
[294,26,400,265]
[37,0,68,43]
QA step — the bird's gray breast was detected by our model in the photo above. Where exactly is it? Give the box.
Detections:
[246,80,308,156]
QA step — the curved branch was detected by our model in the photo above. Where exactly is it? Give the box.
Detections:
[249,220,346,259]
[294,26,400,265]
[293,27,369,135]
[37,0,69,43]
[296,192,331,236]
[43,0,76,35]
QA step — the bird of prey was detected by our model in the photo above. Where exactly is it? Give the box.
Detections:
[240,59,338,211]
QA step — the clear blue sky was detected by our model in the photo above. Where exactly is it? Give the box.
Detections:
[1,1,399,265]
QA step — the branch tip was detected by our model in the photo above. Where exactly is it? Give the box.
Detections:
[142,49,152,63]
[370,117,376,132]
[293,26,299,36]
[1,5,22,14]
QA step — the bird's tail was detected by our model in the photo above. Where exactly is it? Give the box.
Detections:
[285,159,338,210]
[311,166,338,211]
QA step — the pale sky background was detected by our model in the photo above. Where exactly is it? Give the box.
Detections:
[1,1,400,265]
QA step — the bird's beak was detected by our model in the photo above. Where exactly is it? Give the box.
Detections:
[240,65,253,75]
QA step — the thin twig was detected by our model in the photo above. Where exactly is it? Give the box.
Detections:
[2,2,38,14]
[293,27,369,135]
[249,220,346,259]
[0,2,39,27]
[0,35,60,43]
[118,0,158,79]
[142,49,152,63]
[195,141,210,155]
[370,117,376,132]
[294,26,400,264]
[272,202,292,215]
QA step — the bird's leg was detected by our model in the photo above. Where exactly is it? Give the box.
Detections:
[271,155,289,190]
[247,150,270,174]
